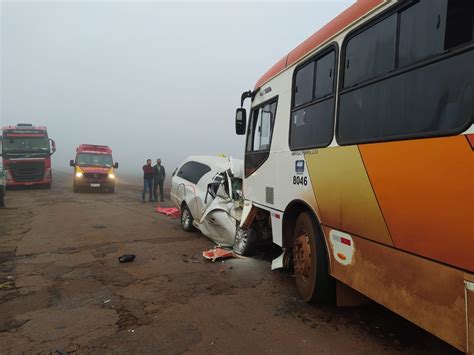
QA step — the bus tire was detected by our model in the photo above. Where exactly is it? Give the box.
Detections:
[180,204,195,232]
[293,211,334,303]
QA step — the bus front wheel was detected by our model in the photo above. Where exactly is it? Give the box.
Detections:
[293,211,334,303]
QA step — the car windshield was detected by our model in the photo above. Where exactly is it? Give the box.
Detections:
[76,153,113,167]
[3,137,50,155]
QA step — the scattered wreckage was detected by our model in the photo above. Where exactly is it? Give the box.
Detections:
[171,155,268,255]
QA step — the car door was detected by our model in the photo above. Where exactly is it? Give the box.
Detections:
[173,161,211,220]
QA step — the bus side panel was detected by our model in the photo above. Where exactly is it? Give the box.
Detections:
[323,225,468,352]
[304,146,393,246]
[359,136,473,272]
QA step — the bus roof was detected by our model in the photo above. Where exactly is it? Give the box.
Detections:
[77,144,112,155]
[254,0,385,89]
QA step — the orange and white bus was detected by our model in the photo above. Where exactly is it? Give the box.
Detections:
[234,0,473,351]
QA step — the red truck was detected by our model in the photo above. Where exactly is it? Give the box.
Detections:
[1,124,56,188]
[70,144,118,193]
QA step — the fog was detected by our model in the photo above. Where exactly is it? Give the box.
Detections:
[1,0,352,182]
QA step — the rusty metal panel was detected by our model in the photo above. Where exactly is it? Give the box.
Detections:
[322,225,468,352]
[466,281,474,353]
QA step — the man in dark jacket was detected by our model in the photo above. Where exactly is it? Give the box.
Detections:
[153,158,166,202]
[142,159,154,202]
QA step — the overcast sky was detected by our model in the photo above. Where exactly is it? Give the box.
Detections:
[1,0,352,178]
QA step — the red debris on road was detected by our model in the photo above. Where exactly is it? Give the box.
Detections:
[202,247,236,262]
[156,207,180,218]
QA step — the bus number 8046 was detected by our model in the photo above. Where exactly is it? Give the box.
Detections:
[293,176,308,186]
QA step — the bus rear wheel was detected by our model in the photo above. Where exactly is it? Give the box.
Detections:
[293,211,334,303]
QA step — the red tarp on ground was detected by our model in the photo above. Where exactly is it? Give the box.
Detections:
[202,247,235,262]
[156,207,180,218]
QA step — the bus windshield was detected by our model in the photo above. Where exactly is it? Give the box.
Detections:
[76,153,113,167]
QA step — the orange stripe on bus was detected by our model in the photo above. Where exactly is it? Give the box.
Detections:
[359,136,474,272]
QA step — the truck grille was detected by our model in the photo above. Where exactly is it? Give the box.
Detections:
[10,161,45,182]
[83,173,107,181]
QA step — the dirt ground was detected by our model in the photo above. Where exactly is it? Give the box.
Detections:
[0,173,460,354]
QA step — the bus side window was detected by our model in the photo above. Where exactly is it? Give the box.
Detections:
[444,0,473,49]
[290,49,337,150]
[337,0,474,145]
[399,0,473,68]
[294,62,314,107]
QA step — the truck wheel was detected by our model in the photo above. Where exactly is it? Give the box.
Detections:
[109,186,115,193]
[45,183,51,189]
[73,185,79,193]
[180,204,195,232]
[293,211,334,303]
[233,228,257,256]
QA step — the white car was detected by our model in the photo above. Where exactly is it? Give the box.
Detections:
[171,155,255,255]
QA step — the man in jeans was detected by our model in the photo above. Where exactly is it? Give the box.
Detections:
[142,159,154,202]
[153,158,166,202]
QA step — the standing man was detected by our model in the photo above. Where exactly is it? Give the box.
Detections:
[142,159,154,202]
[153,158,166,202]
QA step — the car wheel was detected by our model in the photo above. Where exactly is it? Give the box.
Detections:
[233,228,257,256]
[293,211,334,303]
[180,204,195,232]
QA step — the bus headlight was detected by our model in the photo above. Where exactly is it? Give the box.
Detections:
[108,173,115,179]
[75,172,83,178]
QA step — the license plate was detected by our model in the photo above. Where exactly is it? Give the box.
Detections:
[90,183,100,187]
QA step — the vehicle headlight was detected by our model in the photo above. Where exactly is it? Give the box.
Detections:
[108,173,115,179]
[75,172,83,178]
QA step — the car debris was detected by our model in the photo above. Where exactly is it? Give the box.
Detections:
[171,156,258,255]
[202,246,237,262]
[118,254,136,263]
[156,206,180,218]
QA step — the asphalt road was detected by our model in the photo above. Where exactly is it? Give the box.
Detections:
[0,173,460,354]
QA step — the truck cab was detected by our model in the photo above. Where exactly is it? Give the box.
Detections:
[70,144,118,193]
[1,123,56,188]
